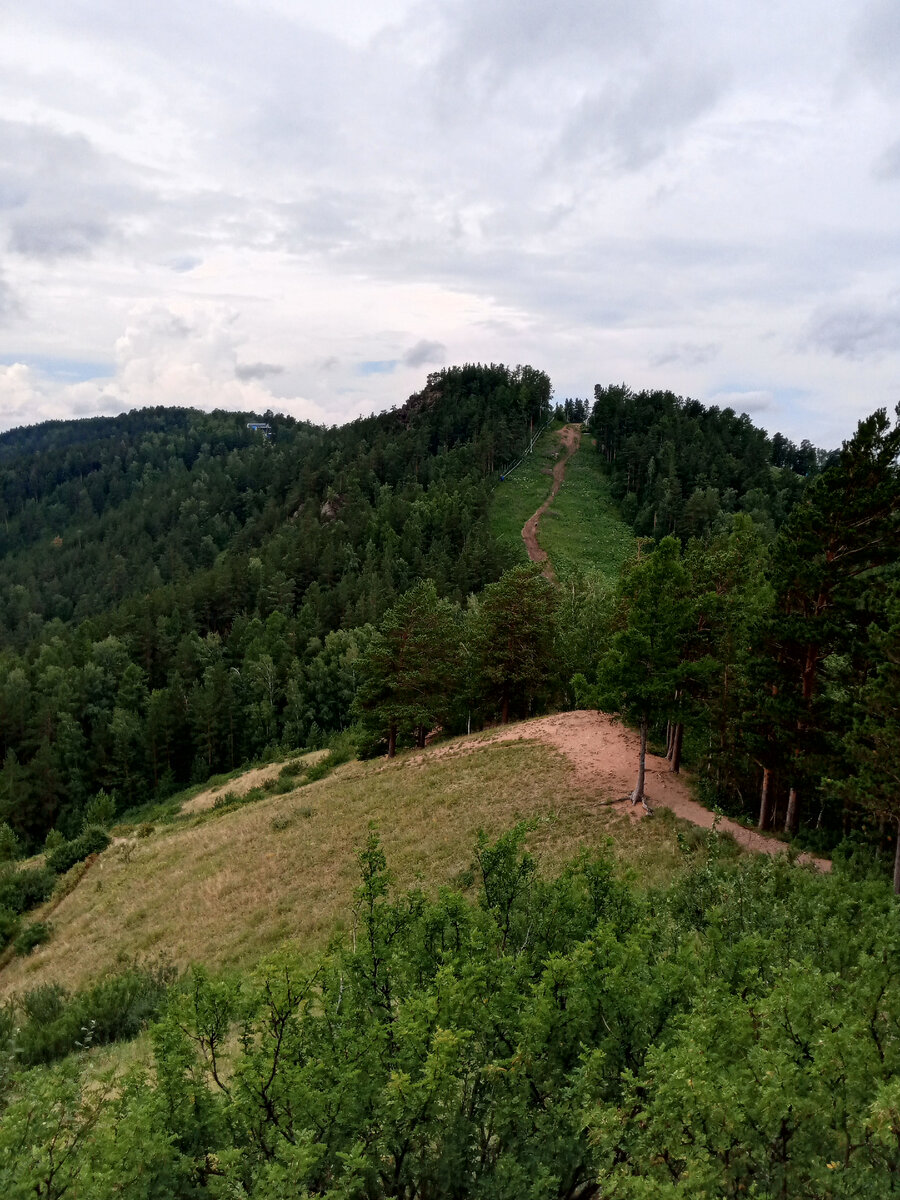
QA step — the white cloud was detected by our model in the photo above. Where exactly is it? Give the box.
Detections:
[0,0,898,445]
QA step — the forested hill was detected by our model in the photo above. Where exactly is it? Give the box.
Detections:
[590,383,831,541]
[0,364,549,843]
[0,364,549,647]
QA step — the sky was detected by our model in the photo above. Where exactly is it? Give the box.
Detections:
[1,0,899,447]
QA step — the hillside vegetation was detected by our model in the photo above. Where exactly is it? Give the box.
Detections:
[489,424,635,583]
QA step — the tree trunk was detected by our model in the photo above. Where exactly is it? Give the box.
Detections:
[669,723,683,774]
[416,725,426,749]
[893,819,900,897]
[785,785,799,835]
[630,720,652,814]
[758,767,774,830]
[501,694,510,725]
[387,723,397,759]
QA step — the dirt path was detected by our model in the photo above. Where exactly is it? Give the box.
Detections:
[521,423,582,581]
[407,711,831,872]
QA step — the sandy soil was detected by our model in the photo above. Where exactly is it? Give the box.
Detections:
[521,423,582,580]
[181,751,328,814]
[408,711,831,871]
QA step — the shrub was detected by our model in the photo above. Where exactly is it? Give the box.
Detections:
[0,864,56,914]
[13,921,52,956]
[9,962,177,1066]
[82,789,117,830]
[0,822,20,863]
[137,822,155,838]
[43,828,65,853]
[46,827,110,876]
[0,906,21,950]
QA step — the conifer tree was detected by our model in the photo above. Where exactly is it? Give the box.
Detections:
[470,564,559,725]
[354,580,463,756]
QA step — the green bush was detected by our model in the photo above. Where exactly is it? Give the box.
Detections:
[0,864,56,914]
[13,921,52,956]
[0,822,20,863]
[45,827,110,876]
[82,789,117,830]
[0,906,21,950]
[43,828,65,853]
[7,962,177,1067]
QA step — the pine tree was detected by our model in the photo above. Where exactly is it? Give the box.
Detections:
[354,581,463,756]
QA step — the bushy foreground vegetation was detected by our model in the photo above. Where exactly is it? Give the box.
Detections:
[2,829,899,1198]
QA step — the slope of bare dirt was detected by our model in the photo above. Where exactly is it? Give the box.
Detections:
[409,711,831,871]
[521,423,581,580]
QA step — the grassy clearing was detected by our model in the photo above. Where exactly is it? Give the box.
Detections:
[540,437,636,584]
[0,732,690,997]
[489,426,635,583]
[490,425,563,564]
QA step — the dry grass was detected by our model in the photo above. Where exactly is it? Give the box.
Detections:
[180,749,328,813]
[0,733,687,997]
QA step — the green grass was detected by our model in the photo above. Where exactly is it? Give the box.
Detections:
[489,426,636,584]
[490,425,564,564]
[540,436,636,583]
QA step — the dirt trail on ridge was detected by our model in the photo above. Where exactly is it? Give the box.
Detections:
[521,423,581,580]
[406,711,831,872]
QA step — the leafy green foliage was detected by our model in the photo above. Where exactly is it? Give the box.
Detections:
[45,827,110,876]
[12,920,51,956]
[4,834,899,1196]
[2,962,177,1067]
[0,863,55,913]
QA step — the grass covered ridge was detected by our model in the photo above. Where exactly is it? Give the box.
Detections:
[0,730,693,997]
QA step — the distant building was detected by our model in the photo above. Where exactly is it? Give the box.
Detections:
[247,422,272,439]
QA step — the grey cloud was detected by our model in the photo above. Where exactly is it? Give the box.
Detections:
[0,273,19,323]
[873,138,900,180]
[650,342,720,368]
[235,362,284,381]
[0,118,149,260]
[854,0,900,91]
[404,339,446,367]
[555,63,724,170]
[9,216,109,259]
[807,303,900,359]
[709,389,774,414]
[438,0,659,84]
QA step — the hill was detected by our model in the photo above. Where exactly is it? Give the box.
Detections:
[0,712,699,997]
[0,365,551,846]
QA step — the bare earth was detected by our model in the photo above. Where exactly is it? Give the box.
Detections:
[521,423,582,580]
[410,711,831,871]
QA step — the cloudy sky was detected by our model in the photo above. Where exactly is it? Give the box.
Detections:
[1,0,898,445]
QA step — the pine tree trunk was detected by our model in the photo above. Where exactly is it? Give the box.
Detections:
[670,724,683,774]
[416,725,426,749]
[501,694,510,725]
[785,786,799,835]
[630,720,652,813]
[893,819,900,897]
[387,723,397,759]
[758,767,773,830]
